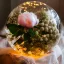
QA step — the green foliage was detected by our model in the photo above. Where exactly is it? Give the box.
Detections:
[6,24,24,36]
[28,28,36,37]
[24,32,31,41]
[7,24,36,42]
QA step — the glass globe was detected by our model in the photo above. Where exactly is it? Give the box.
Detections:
[5,1,60,59]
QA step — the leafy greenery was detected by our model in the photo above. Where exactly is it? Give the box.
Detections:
[24,32,31,41]
[28,28,36,37]
[7,24,36,41]
[24,28,36,41]
[6,9,59,52]
[6,24,24,36]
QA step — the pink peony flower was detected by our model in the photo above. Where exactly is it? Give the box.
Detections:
[18,12,39,28]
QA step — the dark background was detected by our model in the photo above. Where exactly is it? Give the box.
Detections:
[0,0,64,29]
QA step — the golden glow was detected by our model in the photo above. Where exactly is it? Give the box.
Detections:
[21,41,24,45]
[13,44,49,59]
[26,2,30,5]
[23,3,26,5]
[31,3,33,5]
[40,2,43,5]
[21,1,47,10]
[34,4,39,6]
[44,8,47,10]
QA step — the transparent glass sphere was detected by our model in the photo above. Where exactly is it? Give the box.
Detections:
[5,1,61,59]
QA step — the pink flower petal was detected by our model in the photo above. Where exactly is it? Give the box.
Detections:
[18,12,39,28]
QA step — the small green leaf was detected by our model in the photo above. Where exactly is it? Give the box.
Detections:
[28,28,36,37]
[24,33,30,41]
[6,24,24,36]
[7,24,18,34]
[13,29,23,36]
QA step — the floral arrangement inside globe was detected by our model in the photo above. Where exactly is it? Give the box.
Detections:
[5,1,61,59]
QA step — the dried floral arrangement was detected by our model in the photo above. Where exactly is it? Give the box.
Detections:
[5,1,60,59]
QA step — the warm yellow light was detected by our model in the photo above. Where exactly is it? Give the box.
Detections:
[13,44,49,60]
[40,2,43,5]
[23,3,26,5]
[44,8,47,10]
[26,2,30,5]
